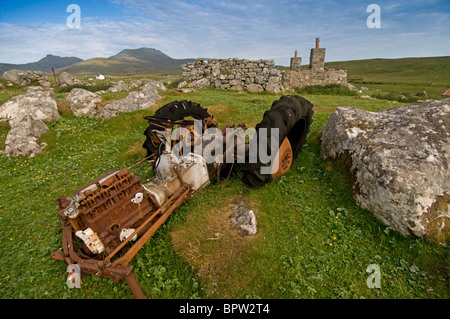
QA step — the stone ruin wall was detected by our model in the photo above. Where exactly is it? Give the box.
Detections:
[281,68,347,89]
[182,58,283,93]
[181,38,347,93]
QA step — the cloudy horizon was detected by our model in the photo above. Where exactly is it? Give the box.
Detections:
[0,0,449,66]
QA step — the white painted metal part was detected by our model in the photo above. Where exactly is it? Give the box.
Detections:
[75,227,105,254]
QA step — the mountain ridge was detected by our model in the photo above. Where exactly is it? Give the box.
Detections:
[0,54,83,74]
[58,47,194,76]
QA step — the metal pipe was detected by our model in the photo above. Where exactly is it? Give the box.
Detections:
[125,272,147,299]
[103,184,189,265]
[112,185,191,267]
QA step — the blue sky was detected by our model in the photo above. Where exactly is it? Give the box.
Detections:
[0,0,449,65]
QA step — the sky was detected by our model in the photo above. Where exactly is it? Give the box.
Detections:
[0,0,449,65]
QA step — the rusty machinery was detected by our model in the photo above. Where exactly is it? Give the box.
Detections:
[51,95,314,298]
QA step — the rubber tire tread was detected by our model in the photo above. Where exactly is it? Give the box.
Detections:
[241,95,314,188]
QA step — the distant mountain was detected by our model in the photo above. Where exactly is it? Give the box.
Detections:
[0,54,83,74]
[58,48,195,76]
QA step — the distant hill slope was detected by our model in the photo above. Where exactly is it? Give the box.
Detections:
[323,56,450,99]
[0,54,83,74]
[325,56,450,86]
[58,48,194,76]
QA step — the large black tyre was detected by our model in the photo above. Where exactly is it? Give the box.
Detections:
[241,95,314,188]
[143,100,213,158]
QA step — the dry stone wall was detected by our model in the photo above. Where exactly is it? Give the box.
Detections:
[181,39,347,93]
[281,68,347,89]
[181,57,346,93]
[181,58,283,93]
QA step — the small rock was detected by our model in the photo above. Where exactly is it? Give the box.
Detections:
[246,83,264,93]
[231,203,257,236]
[188,77,211,89]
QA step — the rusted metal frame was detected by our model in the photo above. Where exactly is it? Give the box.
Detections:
[221,161,235,187]
[111,184,191,267]
[51,67,60,86]
[188,179,212,198]
[124,272,147,299]
[172,165,185,184]
[52,225,133,282]
[102,184,190,266]
[127,154,155,170]
[76,174,143,231]
[53,216,148,298]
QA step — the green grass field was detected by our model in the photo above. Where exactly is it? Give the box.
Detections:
[0,58,449,299]
[326,56,450,100]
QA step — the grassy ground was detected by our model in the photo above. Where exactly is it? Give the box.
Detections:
[326,56,450,100]
[0,81,448,299]
[279,56,450,100]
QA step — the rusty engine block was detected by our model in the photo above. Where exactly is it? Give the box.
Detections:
[52,147,209,298]
[56,169,158,256]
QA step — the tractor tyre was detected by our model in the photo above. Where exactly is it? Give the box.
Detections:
[143,100,213,158]
[241,95,314,188]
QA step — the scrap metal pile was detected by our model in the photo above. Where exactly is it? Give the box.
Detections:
[51,95,314,298]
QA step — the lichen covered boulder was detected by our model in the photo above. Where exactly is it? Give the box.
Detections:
[66,88,102,117]
[3,115,49,158]
[320,99,450,245]
[0,89,60,126]
[97,80,165,119]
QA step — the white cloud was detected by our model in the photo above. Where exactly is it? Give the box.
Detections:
[0,0,449,65]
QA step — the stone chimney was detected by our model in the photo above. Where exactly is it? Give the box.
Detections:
[310,37,325,72]
[290,50,302,71]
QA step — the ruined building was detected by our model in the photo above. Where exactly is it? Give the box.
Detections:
[281,38,347,89]
[181,38,347,93]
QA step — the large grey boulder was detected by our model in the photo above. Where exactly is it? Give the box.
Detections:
[0,90,60,126]
[58,71,85,87]
[3,115,49,158]
[66,88,102,117]
[106,80,130,93]
[106,79,155,93]
[2,69,51,87]
[320,100,450,245]
[97,80,165,119]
